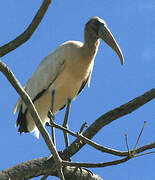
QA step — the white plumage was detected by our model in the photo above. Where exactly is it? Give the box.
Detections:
[14,17,123,138]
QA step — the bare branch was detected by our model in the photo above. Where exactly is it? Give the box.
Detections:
[63,144,155,169]
[63,157,131,168]
[1,137,154,180]
[62,121,155,169]
[62,88,155,158]
[48,121,155,157]
[0,60,64,179]
[134,121,147,151]
[0,0,52,57]
[0,157,103,180]
[125,134,130,154]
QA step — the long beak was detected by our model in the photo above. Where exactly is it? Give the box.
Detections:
[98,24,124,65]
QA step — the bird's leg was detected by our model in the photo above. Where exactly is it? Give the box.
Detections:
[63,98,72,148]
[50,89,56,146]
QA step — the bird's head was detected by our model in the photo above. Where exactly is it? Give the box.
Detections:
[86,16,124,65]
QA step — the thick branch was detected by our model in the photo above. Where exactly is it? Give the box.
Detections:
[62,88,155,159]
[0,0,52,57]
[0,157,102,180]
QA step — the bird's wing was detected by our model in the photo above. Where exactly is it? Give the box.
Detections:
[14,46,66,114]
[77,57,95,96]
[77,74,90,95]
[77,71,92,96]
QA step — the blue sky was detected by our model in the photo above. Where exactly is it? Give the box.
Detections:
[0,0,154,179]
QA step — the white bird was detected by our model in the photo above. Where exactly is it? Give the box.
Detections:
[14,16,124,139]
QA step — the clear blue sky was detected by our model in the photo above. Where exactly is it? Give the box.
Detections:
[0,0,154,179]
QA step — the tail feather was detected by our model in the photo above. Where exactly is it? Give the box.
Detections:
[16,106,29,133]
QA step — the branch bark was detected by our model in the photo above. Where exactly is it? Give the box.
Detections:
[0,0,52,57]
[0,157,103,180]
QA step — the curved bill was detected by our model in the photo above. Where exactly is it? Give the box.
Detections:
[98,24,124,65]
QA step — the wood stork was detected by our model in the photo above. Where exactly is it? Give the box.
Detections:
[14,16,124,140]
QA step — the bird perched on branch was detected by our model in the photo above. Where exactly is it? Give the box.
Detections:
[14,16,124,141]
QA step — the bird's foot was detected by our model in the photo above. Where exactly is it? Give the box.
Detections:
[48,110,55,121]
[76,167,93,176]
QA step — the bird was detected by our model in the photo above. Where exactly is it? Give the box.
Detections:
[14,16,124,140]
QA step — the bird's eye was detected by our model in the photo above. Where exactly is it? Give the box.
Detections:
[92,19,100,26]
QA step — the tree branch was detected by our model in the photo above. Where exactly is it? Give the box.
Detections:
[62,88,155,159]
[0,1,65,178]
[1,1,153,179]
[0,0,52,57]
[48,121,155,157]
[0,157,103,180]
[0,63,154,179]
[63,157,131,168]
[1,137,154,180]
[0,60,65,179]
[62,121,154,168]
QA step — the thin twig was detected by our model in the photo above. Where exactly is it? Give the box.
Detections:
[134,151,155,158]
[134,121,147,151]
[0,0,52,57]
[126,121,147,158]
[79,122,88,134]
[125,134,131,156]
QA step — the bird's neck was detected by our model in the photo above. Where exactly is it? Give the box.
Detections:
[83,30,100,57]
